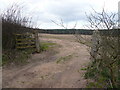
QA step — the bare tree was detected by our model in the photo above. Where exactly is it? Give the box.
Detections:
[86,8,117,30]
[51,18,77,29]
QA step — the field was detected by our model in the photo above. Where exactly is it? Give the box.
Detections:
[3,34,91,88]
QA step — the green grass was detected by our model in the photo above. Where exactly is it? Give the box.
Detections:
[86,82,103,88]
[81,67,87,71]
[84,60,116,88]
[40,42,56,51]
[86,76,110,88]
[56,54,73,64]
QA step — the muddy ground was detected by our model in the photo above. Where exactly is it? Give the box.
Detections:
[3,34,90,88]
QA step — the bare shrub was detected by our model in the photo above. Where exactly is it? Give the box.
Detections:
[76,8,120,88]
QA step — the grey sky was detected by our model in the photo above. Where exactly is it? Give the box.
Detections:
[0,0,119,29]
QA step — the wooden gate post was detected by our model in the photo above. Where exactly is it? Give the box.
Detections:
[34,30,40,53]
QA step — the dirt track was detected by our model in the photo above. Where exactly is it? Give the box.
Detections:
[3,34,90,88]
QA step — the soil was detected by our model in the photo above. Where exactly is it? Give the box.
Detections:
[2,34,90,88]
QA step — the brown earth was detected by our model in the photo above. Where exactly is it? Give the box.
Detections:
[2,34,90,88]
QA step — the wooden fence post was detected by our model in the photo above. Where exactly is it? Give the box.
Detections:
[34,30,40,53]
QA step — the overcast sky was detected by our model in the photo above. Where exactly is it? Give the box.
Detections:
[0,0,119,29]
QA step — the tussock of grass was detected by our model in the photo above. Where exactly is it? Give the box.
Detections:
[81,67,87,71]
[40,42,56,51]
[56,54,73,64]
